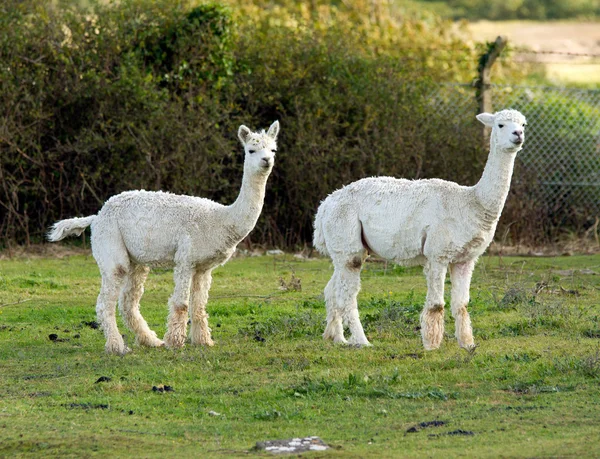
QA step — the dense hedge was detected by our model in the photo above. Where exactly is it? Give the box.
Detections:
[0,0,544,248]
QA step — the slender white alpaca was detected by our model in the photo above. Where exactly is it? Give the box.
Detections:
[48,121,280,354]
[313,109,526,350]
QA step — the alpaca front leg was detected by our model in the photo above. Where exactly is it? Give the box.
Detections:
[119,265,164,348]
[323,272,347,344]
[450,260,476,350]
[164,265,193,349]
[420,262,448,350]
[190,269,214,346]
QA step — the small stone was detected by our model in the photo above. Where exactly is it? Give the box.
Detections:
[255,436,329,454]
[208,410,221,417]
[95,376,111,384]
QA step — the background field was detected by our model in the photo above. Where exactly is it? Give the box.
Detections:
[1,251,600,457]
[466,20,600,84]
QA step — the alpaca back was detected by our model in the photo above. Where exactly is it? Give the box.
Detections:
[93,190,232,266]
[314,176,487,264]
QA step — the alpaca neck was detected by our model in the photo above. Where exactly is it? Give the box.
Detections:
[473,135,518,217]
[227,165,269,240]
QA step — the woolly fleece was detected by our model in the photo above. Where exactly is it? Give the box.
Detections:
[313,109,526,350]
[48,121,280,354]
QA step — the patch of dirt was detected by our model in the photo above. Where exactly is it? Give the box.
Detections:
[28,392,52,397]
[406,420,447,433]
[428,429,475,437]
[48,333,69,342]
[446,429,475,436]
[488,240,600,257]
[66,403,109,410]
[0,244,90,260]
[152,384,174,393]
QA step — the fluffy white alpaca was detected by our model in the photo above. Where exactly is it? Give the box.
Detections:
[313,109,526,350]
[48,121,280,354]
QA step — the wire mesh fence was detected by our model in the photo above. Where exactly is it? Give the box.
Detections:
[435,83,600,220]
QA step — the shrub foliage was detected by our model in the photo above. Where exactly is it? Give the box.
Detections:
[0,0,543,248]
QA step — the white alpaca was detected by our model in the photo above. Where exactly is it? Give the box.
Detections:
[48,121,280,354]
[313,109,526,350]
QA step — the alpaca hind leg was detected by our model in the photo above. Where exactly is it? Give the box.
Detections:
[337,260,370,346]
[190,269,214,346]
[420,262,447,350]
[450,260,476,350]
[96,267,129,355]
[323,272,346,344]
[118,264,164,348]
[163,264,193,349]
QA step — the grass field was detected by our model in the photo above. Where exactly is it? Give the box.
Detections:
[1,251,600,457]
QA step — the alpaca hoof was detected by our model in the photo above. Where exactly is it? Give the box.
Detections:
[326,334,348,344]
[149,339,165,348]
[461,343,477,354]
[192,337,215,347]
[105,343,130,355]
[163,334,186,349]
[347,336,372,347]
[422,340,442,351]
[323,326,344,342]
[137,334,164,348]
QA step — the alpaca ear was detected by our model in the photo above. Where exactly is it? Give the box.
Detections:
[476,113,495,127]
[238,125,252,145]
[267,120,280,140]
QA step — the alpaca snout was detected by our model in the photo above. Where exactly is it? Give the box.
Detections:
[261,157,273,168]
[512,136,524,145]
[512,130,524,144]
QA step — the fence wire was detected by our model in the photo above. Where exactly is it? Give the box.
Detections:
[435,83,600,218]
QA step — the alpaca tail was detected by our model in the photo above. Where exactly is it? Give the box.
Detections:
[47,216,96,242]
[312,202,330,257]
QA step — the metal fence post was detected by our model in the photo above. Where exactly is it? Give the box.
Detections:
[476,36,508,146]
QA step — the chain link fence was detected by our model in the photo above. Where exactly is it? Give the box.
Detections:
[434,83,600,222]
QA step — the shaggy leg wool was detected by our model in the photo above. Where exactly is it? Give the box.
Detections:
[450,261,476,349]
[164,265,193,349]
[336,267,370,346]
[190,270,214,346]
[118,264,164,348]
[323,273,347,343]
[96,270,129,355]
[420,263,447,350]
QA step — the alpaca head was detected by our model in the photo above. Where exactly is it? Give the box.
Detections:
[476,109,527,153]
[237,121,280,176]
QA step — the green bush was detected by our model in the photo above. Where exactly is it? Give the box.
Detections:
[0,0,553,248]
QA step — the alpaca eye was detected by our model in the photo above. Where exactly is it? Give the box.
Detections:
[498,124,504,128]
[248,149,256,154]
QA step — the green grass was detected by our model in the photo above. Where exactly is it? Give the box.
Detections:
[1,251,600,457]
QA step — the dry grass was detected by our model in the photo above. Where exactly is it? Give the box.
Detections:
[464,20,600,84]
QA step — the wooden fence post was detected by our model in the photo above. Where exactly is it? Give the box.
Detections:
[476,36,508,146]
